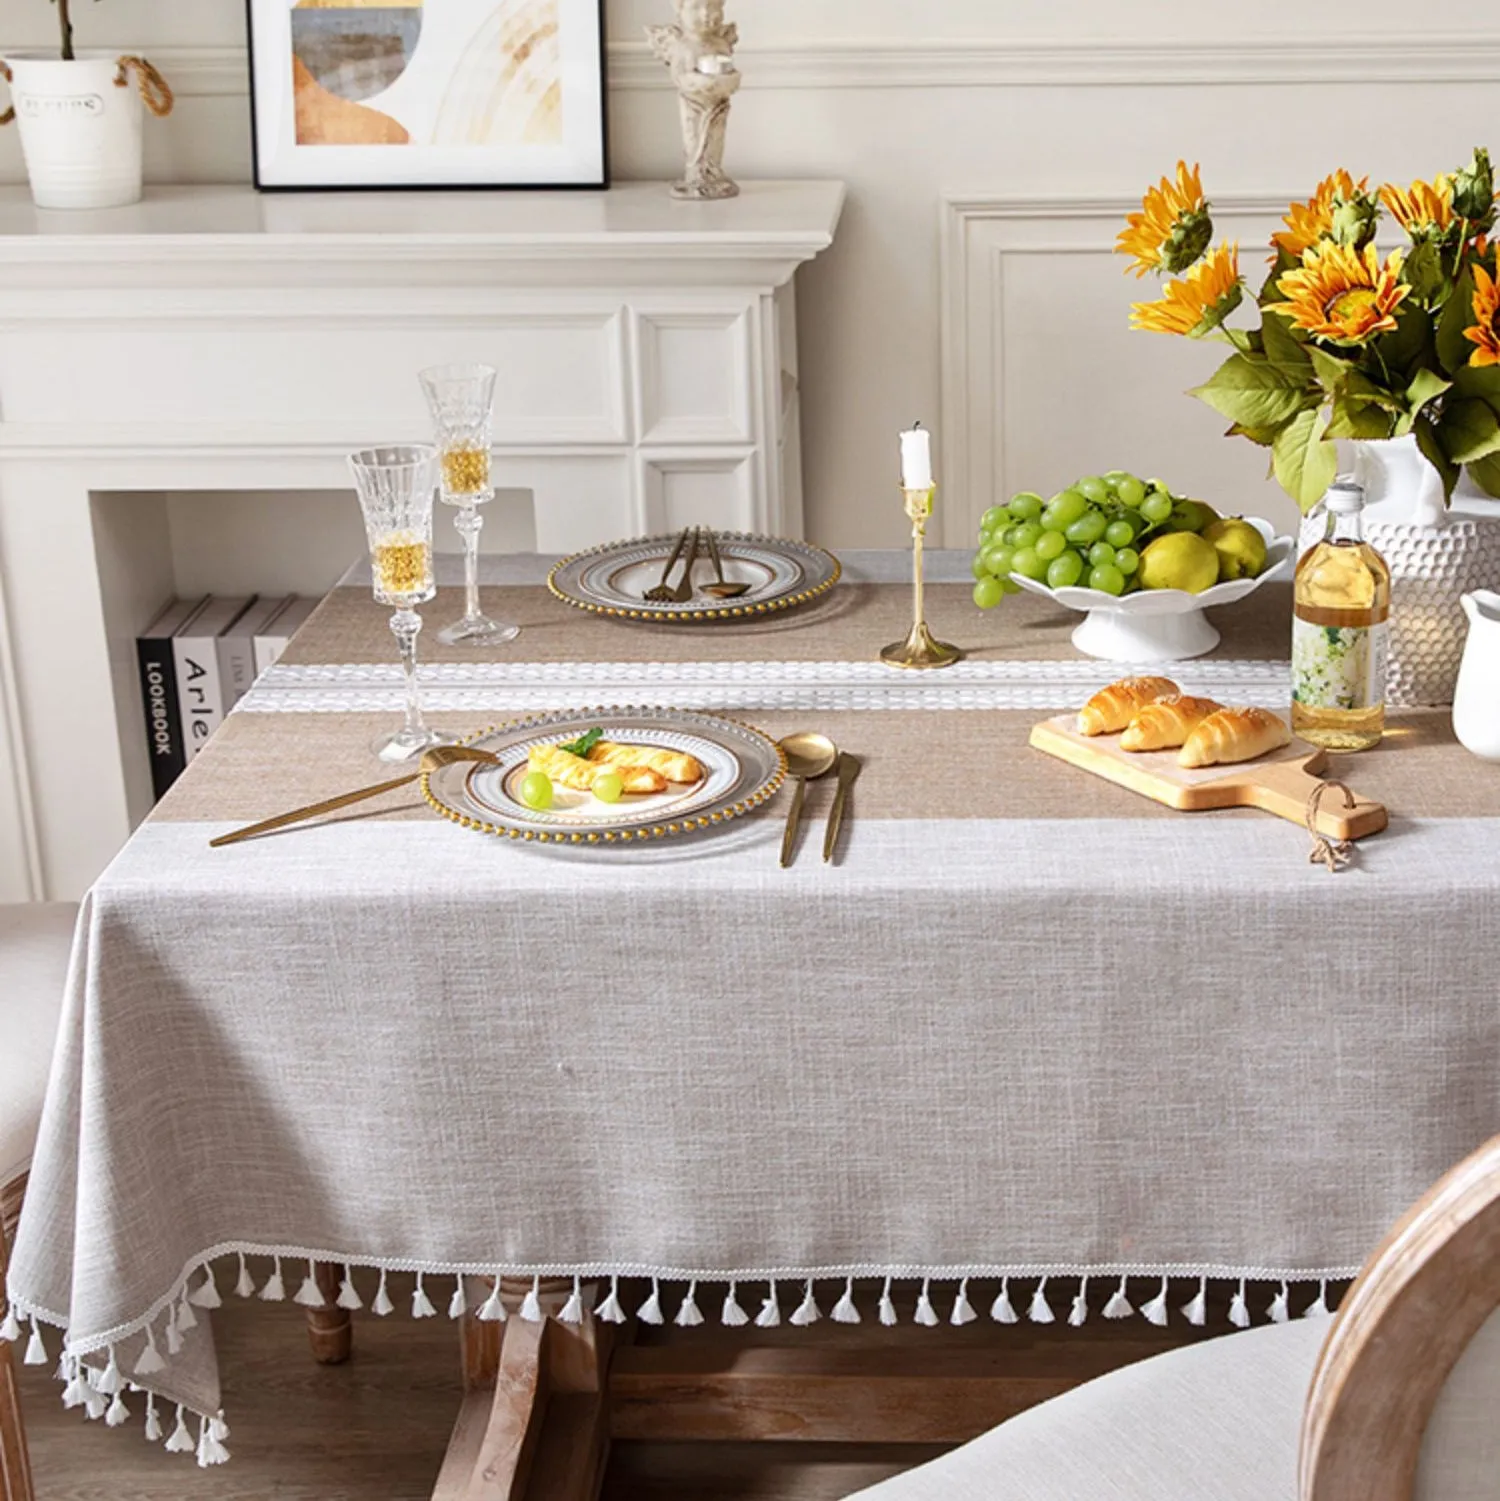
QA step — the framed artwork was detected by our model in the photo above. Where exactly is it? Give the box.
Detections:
[245,0,608,191]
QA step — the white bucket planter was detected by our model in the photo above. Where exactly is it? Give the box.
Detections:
[0,52,161,210]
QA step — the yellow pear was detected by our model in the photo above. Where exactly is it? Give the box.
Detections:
[1139,532,1221,594]
[1203,518,1268,581]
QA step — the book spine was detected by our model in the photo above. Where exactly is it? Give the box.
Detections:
[217,631,255,712]
[253,633,290,677]
[136,633,185,800]
[174,635,226,762]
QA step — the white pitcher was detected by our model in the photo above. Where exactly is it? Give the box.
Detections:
[1453,591,1500,762]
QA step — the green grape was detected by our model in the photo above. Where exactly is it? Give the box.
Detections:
[1010,522,1044,549]
[970,551,990,580]
[984,545,1015,577]
[1104,469,1130,485]
[1008,491,1044,520]
[1065,511,1108,545]
[1088,564,1126,596]
[1140,493,1172,524]
[1115,547,1140,576]
[1045,490,1090,528]
[1035,530,1067,561]
[1003,525,1027,546]
[1104,519,1136,548]
[1046,551,1084,589]
[1076,476,1108,504]
[1115,476,1146,508]
[593,769,625,804]
[973,575,1004,609]
[981,505,1010,531]
[1087,541,1116,568]
[1000,577,1023,595]
[1011,546,1048,581]
[520,771,554,810]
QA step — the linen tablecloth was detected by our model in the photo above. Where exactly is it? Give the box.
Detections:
[7,551,1500,1453]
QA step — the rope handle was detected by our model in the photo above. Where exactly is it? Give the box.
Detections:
[1,61,13,127]
[1306,779,1358,874]
[114,56,174,118]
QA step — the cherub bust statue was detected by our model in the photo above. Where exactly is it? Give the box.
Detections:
[646,0,741,200]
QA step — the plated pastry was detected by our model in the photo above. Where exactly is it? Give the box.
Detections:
[1178,706,1292,769]
[1120,694,1224,752]
[1077,676,1179,735]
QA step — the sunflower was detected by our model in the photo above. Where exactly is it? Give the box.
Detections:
[1117,162,1213,278]
[1268,241,1409,345]
[1464,263,1500,367]
[1380,177,1456,240]
[1131,243,1244,336]
[1273,170,1373,259]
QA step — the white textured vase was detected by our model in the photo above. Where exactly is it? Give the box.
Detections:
[0,53,144,210]
[1299,437,1500,707]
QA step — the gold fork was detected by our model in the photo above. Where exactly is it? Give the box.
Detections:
[210,744,499,847]
[642,528,693,604]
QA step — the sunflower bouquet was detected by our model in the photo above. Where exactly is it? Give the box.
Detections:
[1120,153,1500,511]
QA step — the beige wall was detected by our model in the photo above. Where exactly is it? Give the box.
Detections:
[3,2,1499,548]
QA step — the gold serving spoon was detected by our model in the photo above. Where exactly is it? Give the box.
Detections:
[777,731,838,867]
[700,528,752,599]
[210,744,499,848]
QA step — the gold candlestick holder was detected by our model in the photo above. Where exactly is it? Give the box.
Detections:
[880,485,962,670]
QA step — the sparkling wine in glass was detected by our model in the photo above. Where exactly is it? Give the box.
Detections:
[419,362,520,647]
[348,443,459,764]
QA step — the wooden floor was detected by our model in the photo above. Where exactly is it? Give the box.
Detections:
[17,1267,1244,1499]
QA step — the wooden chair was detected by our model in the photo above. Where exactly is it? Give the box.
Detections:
[0,902,77,1501]
[845,1133,1500,1500]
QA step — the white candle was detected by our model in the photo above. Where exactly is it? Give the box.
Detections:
[900,425,933,491]
[697,53,728,75]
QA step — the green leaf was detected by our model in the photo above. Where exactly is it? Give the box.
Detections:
[557,727,604,758]
[1451,362,1500,405]
[1273,408,1338,512]
[1326,396,1396,441]
[1403,241,1448,306]
[1226,420,1284,448]
[1405,367,1452,418]
[1308,346,1354,389]
[1466,451,1500,497]
[1374,305,1432,374]
[1218,326,1260,355]
[1190,355,1307,429]
[1437,397,1500,464]
[1342,370,1405,412]
[1260,312,1310,369]
[1414,414,1460,501]
[1436,267,1478,373]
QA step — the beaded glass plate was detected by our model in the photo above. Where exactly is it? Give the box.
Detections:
[547,532,841,623]
[421,707,787,845]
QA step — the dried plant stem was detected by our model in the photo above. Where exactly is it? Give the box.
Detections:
[57,0,75,61]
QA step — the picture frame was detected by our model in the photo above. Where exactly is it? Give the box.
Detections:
[244,0,608,192]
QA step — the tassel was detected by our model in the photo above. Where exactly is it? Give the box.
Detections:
[134,1321,166,1375]
[235,1254,255,1299]
[164,1405,195,1454]
[1069,1276,1090,1328]
[478,1277,509,1323]
[411,1273,437,1319]
[913,1278,939,1327]
[1103,1275,1133,1319]
[558,1278,584,1326]
[675,1280,703,1327]
[1140,1276,1170,1327]
[144,1393,162,1443]
[1268,1280,1290,1324]
[1229,1278,1250,1329]
[98,1345,123,1394]
[951,1277,977,1326]
[61,1359,88,1409]
[790,1279,821,1327]
[189,1266,222,1310]
[637,1278,664,1326]
[196,1413,229,1467]
[84,1384,107,1421]
[24,1318,47,1366]
[832,1277,861,1325]
[0,1304,17,1343]
[337,1265,363,1312]
[372,1268,394,1317]
[721,1281,749,1327]
[878,1276,898,1326]
[1305,1278,1329,1318]
[176,1291,198,1334]
[1181,1275,1207,1327]
[594,1277,624,1325]
[165,1315,184,1357]
[755,1281,781,1329]
[293,1263,325,1309]
[1028,1277,1055,1325]
[449,1279,469,1321]
[106,1390,130,1427]
[520,1276,545,1324]
[990,1276,1019,1324]
[259,1257,286,1302]
[211,1411,230,1442]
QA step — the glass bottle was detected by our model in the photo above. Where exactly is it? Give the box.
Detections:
[1291,479,1391,751]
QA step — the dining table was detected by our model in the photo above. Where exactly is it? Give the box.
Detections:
[5,546,1499,1492]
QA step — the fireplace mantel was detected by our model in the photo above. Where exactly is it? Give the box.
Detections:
[0,181,845,900]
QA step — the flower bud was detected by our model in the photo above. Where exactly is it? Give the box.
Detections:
[1452,148,1497,232]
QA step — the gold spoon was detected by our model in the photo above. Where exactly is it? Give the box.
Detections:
[700,528,753,599]
[777,731,838,868]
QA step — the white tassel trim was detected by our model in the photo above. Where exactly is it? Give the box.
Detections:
[755,1281,781,1329]
[1268,1280,1291,1324]
[1028,1277,1055,1325]
[24,1318,47,1366]
[144,1393,163,1443]
[721,1281,749,1327]
[1181,1276,1208,1327]
[790,1279,821,1327]
[0,1304,18,1343]
[134,1320,167,1375]
[990,1276,1018,1324]
[411,1273,437,1319]
[105,1390,130,1427]
[1102,1275,1133,1320]
[372,1268,394,1317]
[188,1267,222,1310]
[1140,1276,1170,1327]
[196,1413,230,1467]
[1069,1276,1090,1328]
[1229,1278,1251,1329]
[558,1278,584,1326]
[478,1277,509,1323]
[675,1280,703,1327]
[951,1277,977,1326]
[594,1278,623,1325]
[175,1291,198,1334]
[338,1265,364,1312]
[1305,1279,1330,1318]
[913,1278,939,1327]
[832,1277,861,1325]
[449,1279,470,1321]
[637,1278,664,1326]
[164,1406,195,1454]
[258,1257,286,1303]
[97,1346,123,1394]
[234,1253,255,1299]
[878,1276,898,1326]
[293,1263,325,1309]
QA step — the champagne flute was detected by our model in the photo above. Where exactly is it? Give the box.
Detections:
[419,362,520,647]
[348,444,458,764]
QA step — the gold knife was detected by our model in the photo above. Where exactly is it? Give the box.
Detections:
[822,752,862,862]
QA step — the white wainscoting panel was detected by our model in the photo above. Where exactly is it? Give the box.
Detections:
[635,309,754,446]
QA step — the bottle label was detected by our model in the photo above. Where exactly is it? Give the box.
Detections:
[1291,618,1389,711]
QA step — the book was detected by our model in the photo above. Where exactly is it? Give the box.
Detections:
[173,596,254,764]
[219,595,286,707]
[135,596,208,802]
[252,596,318,677]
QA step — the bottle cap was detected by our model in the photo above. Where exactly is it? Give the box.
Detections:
[1324,479,1365,514]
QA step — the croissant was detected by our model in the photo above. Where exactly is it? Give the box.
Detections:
[588,741,704,785]
[1178,707,1291,769]
[528,744,668,794]
[1120,695,1225,752]
[1077,676,1180,736]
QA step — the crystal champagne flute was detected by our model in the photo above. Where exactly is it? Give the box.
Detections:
[419,362,520,646]
[348,444,458,764]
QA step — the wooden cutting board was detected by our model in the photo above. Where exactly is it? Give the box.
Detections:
[1029,713,1388,840]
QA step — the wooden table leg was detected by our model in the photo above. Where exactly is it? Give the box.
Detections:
[0,1210,36,1501]
[305,1260,352,1366]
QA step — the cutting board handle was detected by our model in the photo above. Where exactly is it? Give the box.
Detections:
[1245,761,1388,840]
